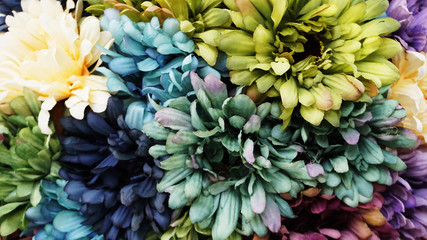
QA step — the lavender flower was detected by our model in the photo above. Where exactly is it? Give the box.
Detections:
[387,0,427,52]
[381,140,427,240]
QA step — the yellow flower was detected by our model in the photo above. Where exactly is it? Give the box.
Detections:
[389,50,427,141]
[0,0,113,134]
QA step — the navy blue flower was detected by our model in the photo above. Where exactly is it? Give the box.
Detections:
[58,97,170,240]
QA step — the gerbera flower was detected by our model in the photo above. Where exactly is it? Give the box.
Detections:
[388,50,427,141]
[0,0,113,134]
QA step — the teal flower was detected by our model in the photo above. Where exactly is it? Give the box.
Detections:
[98,8,223,104]
[143,72,314,240]
[25,180,103,240]
[287,91,417,207]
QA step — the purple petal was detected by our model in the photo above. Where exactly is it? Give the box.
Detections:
[306,163,325,177]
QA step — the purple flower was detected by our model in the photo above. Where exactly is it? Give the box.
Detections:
[387,0,427,52]
[381,140,427,240]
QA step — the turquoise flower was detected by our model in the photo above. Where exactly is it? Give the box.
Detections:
[98,8,223,104]
[25,180,103,240]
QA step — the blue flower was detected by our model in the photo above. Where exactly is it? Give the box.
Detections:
[97,8,225,104]
[25,180,103,240]
[58,97,170,240]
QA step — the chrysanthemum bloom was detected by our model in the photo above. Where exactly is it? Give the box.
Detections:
[388,50,427,141]
[0,0,21,31]
[59,97,170,240]
[271,191,399,240]
[25,180,103,240]
[387,0,427,52]
[160,209,243,240]
[97,9,222,104]
[86,0,231,66]
[216,0,401,127]
[381,140,427,239]
[0,89,61,237]
[0,0,113,134]
[143,72,315,239]
[283,92,416,207]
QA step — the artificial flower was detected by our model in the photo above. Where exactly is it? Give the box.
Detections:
[381,140,427,240]
[0,89,61,237]
[143,72,313,239]
[272,191,399,240]
[388,50,427,141]
[0,0,113,134]
[59,97,169,240]
[25,180,103,240]
[387,0,427,52]
[97,9,222,104]
[281,92,416,207]
[86,0,232,66]
[216,0,401,127]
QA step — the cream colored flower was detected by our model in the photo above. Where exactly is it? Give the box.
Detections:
[389,50,427,141]
[0,0,113,134]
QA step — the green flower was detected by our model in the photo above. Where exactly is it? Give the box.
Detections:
[160,210,242,240]
[143,72,313,239]
[85,0,232,66]
[0,89,61,236]
[284,90,416,207]
[216,0,401,128]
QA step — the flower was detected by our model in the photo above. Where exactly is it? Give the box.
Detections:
[143,72,314,239]
[272,191,399,240]
[0,0,113,134]
[97,9,222,104]
[0,89,61,237]
[388,50,427,141]
[387,0,427,52]
[381,140,427,240]
[284,93,416,207]
[86,0,232,66]
[59,96,170,240]
[25,180,103,240]
[216,0,401,127]
[0,0,21,31]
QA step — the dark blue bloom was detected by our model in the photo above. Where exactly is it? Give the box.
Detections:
[25,180,103,240]
[58,97,170,240]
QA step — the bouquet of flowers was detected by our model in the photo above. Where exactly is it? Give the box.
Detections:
[0,0,426,239]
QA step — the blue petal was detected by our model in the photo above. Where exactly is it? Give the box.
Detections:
[125,101,150,130]
[53,211,85,232]
[111,206,132,228]
[64,181,87,202]
[92,154,118,173]
[134,178,156,198]
[121,35,146,56]
[81,189,105,205]
[65,225,95,240]
[87,112,115,136]
[181,55,198,72]
[157,43,183,55]
[137,58,159,72]
[172,32,195,53]
[152,32,172,48]
[162,18,180,37]
[109,57,139,76]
